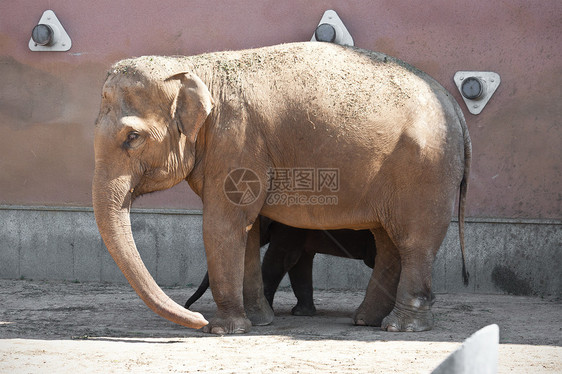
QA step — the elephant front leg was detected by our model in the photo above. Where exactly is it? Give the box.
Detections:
[353,228,401,327]
[243,219,274,326]
[202,214,252,334]
[288,252,316,316]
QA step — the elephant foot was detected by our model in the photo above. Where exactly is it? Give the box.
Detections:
[380,306,434,332]
[291,303,316,316]
[245,297,275,326]
[352,306,386,327]
[352,297,394,327]
[202,315,252,335]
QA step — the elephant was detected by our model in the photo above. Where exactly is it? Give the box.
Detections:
[184,217,377,317]
[262,219,377,316]
[92,42,471,334]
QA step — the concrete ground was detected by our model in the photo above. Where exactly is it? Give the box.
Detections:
[0,279,560,373]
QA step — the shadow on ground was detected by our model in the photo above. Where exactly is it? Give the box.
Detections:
[1,279,560,346]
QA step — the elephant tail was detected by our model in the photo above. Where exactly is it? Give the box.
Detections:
[457,104,472,286]
[184,272,210,309]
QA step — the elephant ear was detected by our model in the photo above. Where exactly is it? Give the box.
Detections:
[167,72,214,143]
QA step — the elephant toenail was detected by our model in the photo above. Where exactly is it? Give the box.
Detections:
[385,325,400,332]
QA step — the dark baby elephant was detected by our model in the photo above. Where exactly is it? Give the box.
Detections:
[184,217,376,317]
[261,218,376,316]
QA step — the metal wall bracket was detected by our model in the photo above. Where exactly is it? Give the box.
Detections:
[454,71,500,115]
[29,10,72,52]
[311,10,354,46]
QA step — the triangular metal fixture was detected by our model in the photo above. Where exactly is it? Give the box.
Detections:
[454,71,500,115]
[29,10,72,52]
[311,10,354,46]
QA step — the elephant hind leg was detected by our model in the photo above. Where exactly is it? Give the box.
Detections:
[262,232,306,310]
[244,219,275,326]
[380,216,450,332]
[262,242,291,309]
[380,241,440,332]
[353,228,400,326]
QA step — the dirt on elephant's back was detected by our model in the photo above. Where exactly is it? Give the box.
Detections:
[110,42,441,131]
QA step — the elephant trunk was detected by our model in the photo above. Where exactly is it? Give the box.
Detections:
[92,170,208,329]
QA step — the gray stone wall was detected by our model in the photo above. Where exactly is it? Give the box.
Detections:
[1,206,560,297]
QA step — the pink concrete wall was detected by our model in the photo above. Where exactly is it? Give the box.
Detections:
[0,1,560,219]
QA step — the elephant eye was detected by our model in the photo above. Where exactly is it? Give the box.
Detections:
[123,131,141,149]
[127,132,140,142]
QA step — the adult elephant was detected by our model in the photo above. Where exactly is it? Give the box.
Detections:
[92,42,471,334]
[184,217,377,317]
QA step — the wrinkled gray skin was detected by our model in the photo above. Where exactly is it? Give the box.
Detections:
[184,217,377,317]
[92,42,471,334]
